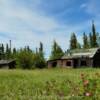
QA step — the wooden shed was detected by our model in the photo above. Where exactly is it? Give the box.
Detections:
[0,60,16,69]
[47,48,100,68]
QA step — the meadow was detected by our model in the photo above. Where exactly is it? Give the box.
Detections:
[0,68,100,100]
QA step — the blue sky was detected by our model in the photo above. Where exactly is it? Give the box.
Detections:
[0,0,100,58]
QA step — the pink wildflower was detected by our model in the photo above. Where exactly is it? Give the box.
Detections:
[84,80,89,86]
[85,92,92,97]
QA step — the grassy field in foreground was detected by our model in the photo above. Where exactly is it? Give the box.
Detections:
[0,68,100,100]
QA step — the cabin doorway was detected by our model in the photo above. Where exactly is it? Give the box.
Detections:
[74,59,78,68]
[81,60,87,66]
[52,62,57,67]
[66,61,71,66]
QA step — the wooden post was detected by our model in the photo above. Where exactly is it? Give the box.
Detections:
[90,59,93,67]
[78,59,81,67]
[71,60,74,68]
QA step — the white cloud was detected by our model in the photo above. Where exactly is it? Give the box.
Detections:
[0,0,95,58]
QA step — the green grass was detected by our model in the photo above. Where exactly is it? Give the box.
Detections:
[0,68,100,100]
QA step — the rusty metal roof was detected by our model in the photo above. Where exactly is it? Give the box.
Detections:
[62,48,99,59]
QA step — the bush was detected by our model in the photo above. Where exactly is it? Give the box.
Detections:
[33,53,46,69]
[17,49,34,69]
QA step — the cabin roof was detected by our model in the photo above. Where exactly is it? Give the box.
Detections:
[62,48,99,59]
[0,60,15,65]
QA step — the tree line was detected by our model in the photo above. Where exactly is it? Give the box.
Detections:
[49,22,100,61]
[70,22,99,50]
[0,22,100,69]
[0,42,46,69]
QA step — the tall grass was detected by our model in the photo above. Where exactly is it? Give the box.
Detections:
[0,68,99,99]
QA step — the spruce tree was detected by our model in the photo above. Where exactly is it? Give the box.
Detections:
[13,48,17,54]
[1,44,4,54]
[33,42,46,68]
[26,46,32,52]
[39,42,44,58]
[92,21,98,47]
[12,48,17,59]
[6,44,11,59]
[83,32,89,49]
[1,44,4,59]
[89,33,93,48]
[39,42,43,53]
[70,33,78,50]
[36,48,38,54]
[0,44,3,59]
[50,40,64,60]
[77,42,81,49]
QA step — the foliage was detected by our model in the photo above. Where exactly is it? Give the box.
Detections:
[16,42,46,69]
[17,48,34,69]
[77,42,81,49]
[50,40,64,60]
[5,43,12,59]
[83,32,89,49]
[92,21,98,47]
[69,22,99,49]
[89,33,93,48]
[33,42,46,68]
[70,33,78,50]
[33,53,46,69]
[0,44,4,59]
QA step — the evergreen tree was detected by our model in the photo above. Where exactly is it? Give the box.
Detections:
[6,44,11,59]
[6,44,9,59]
[1,44,4,59]
[50,40,64,60]
[1,44,4,54]
[33,42,46,68]
[33,53,46,69]
[12,48,17,59]
[13,48,17,54]
[89,33,93,48]
[36,48,38,54]
[39,42,44,58]
[39,42,43,53]
[70,33,78,50]
[77,42,81,49]
[27,46,30,51]
[0,44,3,59]
[92,21,98,47]
[83,32,89,49]
[26,46,32,52]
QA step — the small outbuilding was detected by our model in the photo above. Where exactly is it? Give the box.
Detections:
[0,60,16,69]
[47,48,100,68]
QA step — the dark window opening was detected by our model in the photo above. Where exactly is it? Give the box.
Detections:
[73,59,78,68]
[66,61,71,66]
[93,59,100,68]
[81,60,87,66]
[52,62,57,67]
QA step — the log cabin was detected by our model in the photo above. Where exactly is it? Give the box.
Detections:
[47,48,100,68]
[0,60,16,69]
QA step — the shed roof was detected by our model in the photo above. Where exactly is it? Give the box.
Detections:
[0,60,15,65]
[62,48,99,59]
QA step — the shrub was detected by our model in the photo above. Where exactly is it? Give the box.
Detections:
[33,53,46,69]
[17,49,34,69]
